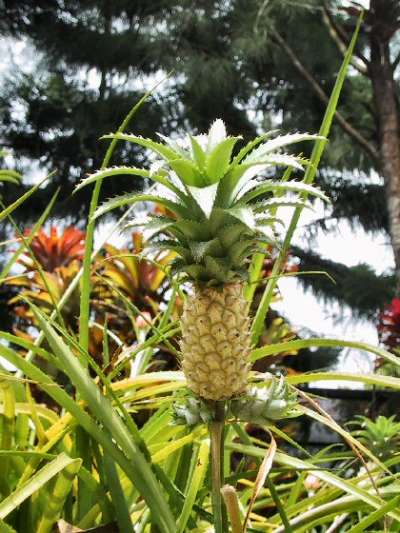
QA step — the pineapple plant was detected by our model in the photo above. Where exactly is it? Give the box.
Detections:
[349,415,400,461]
[77,120,326,401]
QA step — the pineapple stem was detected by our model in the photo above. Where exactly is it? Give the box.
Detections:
[209,400,226,533]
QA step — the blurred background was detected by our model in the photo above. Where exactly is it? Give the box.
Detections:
[0,0,400,440]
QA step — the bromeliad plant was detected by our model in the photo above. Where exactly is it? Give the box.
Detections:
[21,226,86,271]
[77,122,326,402]
[6,225,174,361]
[7,227,85,333]
[76,114,328,529]
[349,415,400,462]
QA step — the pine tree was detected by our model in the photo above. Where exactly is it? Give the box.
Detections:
[0,0,174,220]
[1,0,399,319]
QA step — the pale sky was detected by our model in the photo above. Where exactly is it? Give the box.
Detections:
[275,205,393,381]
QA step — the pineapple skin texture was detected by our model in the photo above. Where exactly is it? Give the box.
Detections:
[180,283,251,400]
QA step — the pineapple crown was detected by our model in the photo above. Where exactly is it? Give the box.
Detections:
[77,120,327,285]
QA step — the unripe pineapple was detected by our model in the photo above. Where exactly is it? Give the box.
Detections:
[79,120,325,400]
[230,377,300,422]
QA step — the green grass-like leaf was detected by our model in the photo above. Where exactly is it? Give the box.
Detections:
[251,14,363,344]
[0,453,81,520]
[31,304,176,533]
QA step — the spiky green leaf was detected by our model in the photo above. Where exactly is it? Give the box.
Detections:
[126,215,174,235]
[231,131,278,166]
[228,239,254,264]
[93,193,187,220]
[238,180,330,204]
[224,206,256,230]
[152,242,192,261]
[75,166,150,192]
[189,239,223,262]
[101,133,179,161]
[183,264,210,281]
[174,219,212,241]
[217,223,248,249]
[204,256,230,282]
[260,153,306,170]
[205,136,241,183]
[243,133,323,163]
[206,119,227,153]
[187,182,219,218]
[252,199,314,213]
[169,159,204,187]
[189,135,206,170]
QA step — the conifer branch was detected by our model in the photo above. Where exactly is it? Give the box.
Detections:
[271,29,379,163]
[322,5,368,75]
[393,51,400,73]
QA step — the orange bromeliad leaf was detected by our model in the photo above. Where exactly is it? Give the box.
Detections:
[22,226,85,272]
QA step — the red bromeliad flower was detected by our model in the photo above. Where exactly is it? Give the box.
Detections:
[377,298,400,350]
[22,226,85,272]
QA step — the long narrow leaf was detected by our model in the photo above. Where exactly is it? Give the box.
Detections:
[251,337,400,370]
[0,174,51,222]
[176,439,209,533]
[93,192,186,220]
[0,189,59,282]
[0,454,80,519]
[103,452,134,533]
[32,304,176,533]
[35,459,82,533]
[251,14,363,344]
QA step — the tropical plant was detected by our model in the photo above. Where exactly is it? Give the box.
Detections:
[349,415,400,461]
[378,297,400,350]
[3,14,400,533]
[77,122,325,401]
[20,226,86,272]
[376,297,400,377]
[6,225,175,366]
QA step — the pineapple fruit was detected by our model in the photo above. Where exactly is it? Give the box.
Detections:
[181,282,250,399]
[78,120,325,400]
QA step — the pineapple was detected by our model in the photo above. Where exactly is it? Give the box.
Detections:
[181,282,250,399]
[77,120,326,400]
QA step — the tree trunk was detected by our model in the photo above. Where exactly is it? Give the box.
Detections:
[369,1,400,292]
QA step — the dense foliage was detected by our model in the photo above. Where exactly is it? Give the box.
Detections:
[1,7,400,533]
